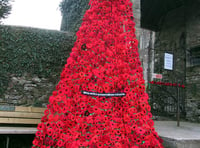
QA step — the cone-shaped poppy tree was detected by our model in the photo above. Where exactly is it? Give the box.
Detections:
[32,0,163,147]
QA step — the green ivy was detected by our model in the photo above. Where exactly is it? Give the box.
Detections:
[60,0,90,32]
[0,25,75,96]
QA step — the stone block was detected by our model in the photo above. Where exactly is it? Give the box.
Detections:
[32,76,41,83]
[24,84,37,91]
[176,140,200,148]
[195,109,200,116]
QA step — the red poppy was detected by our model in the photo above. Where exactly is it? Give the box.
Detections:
[32,0,164,147]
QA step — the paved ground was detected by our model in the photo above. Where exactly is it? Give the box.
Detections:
[154,121,200,148]
[154,121,200,140]
[1,121,200,148]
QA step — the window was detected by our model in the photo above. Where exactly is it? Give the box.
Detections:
[190,47,200,66]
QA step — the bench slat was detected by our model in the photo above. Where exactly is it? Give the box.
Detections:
[15,106,46,113]
[0,111,43,119]
[0,118,41,124]
[0,127,37,134]
[0,106,45,125]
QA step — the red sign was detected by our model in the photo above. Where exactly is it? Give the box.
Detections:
[152,73,163,79]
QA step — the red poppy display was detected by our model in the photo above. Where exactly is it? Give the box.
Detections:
[33,0,163,147]
[149,81,185,88]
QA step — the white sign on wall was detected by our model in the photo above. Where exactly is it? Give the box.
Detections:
[164,53,173,70]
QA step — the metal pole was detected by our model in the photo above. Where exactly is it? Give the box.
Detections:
[177,83,180,127]
[6,136,9,148]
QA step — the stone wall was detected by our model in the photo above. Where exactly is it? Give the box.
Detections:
[185,1,200,122]
[0,26,74,107]
[151,6,186,118]
[1,73,54,107]
[186,0,200,48]
[154,6,186,80]
[152,1,200,122]
[131,0,155,83]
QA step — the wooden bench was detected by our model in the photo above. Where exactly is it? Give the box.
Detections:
[0,106,45,147]
[0,106,45,125]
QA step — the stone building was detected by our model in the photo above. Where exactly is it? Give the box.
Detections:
[141,0,200,122]
[60,0,155,83]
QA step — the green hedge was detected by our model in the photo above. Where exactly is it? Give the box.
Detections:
[0,25,75,96]
[60,0,90,32]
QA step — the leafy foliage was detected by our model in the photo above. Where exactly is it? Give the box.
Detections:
[59,0,68,16]
[0,0,12,22]
[59,0,90,32]
[0,25,74,96]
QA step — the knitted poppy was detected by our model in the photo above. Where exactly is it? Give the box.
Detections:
[33,0,163,147]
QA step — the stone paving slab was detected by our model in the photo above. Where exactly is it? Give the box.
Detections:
[154,121,200,148]
[154,121,200,140]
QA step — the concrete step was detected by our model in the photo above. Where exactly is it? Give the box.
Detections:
[161,137,200,148]
[154,121,200,148]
